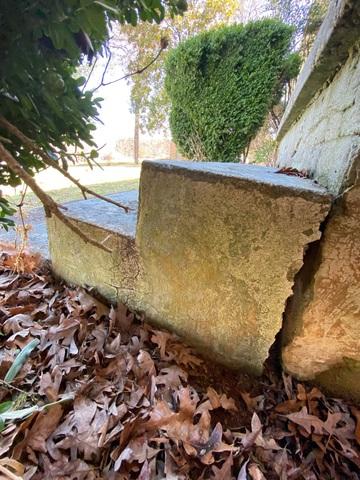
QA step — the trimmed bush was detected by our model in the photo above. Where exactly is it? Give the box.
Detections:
[165,20,300,162]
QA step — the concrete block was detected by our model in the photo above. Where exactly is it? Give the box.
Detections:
[134,161,331,374]
[282,180,360,401]
[48,191,139,304]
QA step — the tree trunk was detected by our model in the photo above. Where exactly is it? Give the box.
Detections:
[170,140,177,160]
[134,111,140,164]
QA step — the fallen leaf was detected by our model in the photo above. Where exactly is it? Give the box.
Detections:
[211,452,233,479]
[285,406,325,435]
[249,463,267,480]
[237,459,250,480]
[26,405,63,452]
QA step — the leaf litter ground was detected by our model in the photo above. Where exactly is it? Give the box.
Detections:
[0,250,359,479]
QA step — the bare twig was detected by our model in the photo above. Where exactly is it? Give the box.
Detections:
[0,378,38,400]
[0,116,129,213]
[13,186,32,272]
[0,142,112,253]
[92,49,113,93]
[92,46,165,93]
[82,56,98,92]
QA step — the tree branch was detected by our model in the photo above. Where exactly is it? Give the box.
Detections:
[91,45,165,93]
[0,142,112,253]
[0,116,130,213]
[82,56,98,92]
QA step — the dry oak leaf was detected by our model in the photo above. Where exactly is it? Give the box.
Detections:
[26,404,63,453]
[248,463,267,480]
[210,452,234,479]
[73,289,109,318]
[2,313,34,335]
[0,457,25,480]
[113,435,158,472]
[240,413,280,451]
[145,387,211,448]
[350,406,360,445]
[285,406,325,435]
[109,303,134,332]
[239,391,263,412]
[151,330,173,360]
[170,342,204,369]
[137,350,157,378]
[207,387,238,412]
[155,366,188,389]
[38,367,63,401]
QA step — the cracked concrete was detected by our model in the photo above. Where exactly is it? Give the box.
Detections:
[47,161,331,375]
[132,161,331,374]
[277,0,360,400]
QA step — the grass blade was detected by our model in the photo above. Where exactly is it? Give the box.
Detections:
[4,339,40,383]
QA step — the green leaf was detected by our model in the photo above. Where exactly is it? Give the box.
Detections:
[0,405,38,422]
[4,339,40,383]
[0,401,13,414]
[0,394,74,426]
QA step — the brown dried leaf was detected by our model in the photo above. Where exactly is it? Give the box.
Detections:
[207,387,237,411]
[210,452,233,479]
[151,330,173,360]
[248,464,267,480]
[155,366,188,389]
[26,405,63,453]
[285,406,325,435]
[38,367,63,401]
[351,407,360,445]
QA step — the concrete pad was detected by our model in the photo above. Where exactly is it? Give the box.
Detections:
[134,161,331,375]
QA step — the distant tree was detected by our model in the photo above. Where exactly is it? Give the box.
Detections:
[0,1,186,240]
[266,0,329,53]
[112,0,243,138]
[165,20,300,162]
[301,0,329,56]
[248,0,328,166]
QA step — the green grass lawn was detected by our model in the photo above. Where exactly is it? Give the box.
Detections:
[8,178,140,211]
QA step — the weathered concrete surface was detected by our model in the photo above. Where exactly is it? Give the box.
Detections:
[0,191,138,258]
[282,179,360,400]
[277,0,360,145]
[277,39,360,194]
[134,161,331,375]
[276,0,360,400]
[48,191,139,304]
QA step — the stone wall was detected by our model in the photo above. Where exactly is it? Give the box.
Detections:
[133,162,329,375]
[277,42,360,194]
[276,0,360,399]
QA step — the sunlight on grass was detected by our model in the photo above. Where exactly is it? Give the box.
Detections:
[8,179,140,211]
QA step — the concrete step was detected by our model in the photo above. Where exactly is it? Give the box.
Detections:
[0,191,138,258]
[48,161,331,375]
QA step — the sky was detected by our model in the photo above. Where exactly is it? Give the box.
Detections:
[85,57,135,154]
